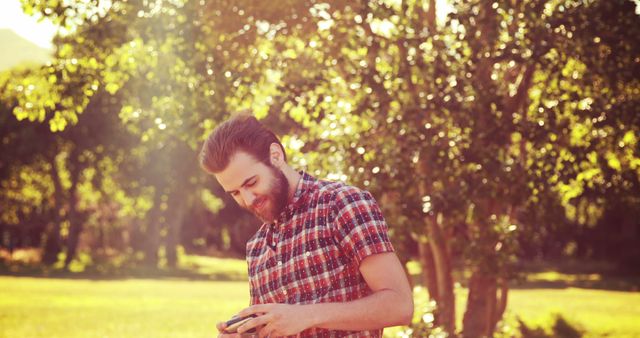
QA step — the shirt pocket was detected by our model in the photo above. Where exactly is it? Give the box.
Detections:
[286,224,342,304]
[248,245,281,304]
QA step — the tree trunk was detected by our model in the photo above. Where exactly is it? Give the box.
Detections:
[165,195,186,268]
[63,221,83,269]
[491,279,509,333]
[64,160,84,270]
[426,0,436,31]
[143,191,163,267]
[42,222,62,265]
[42,159,65,265]
[462,271,497,338]
[418,238,441,322]
[418,158,456,334]
[426,214,456,334]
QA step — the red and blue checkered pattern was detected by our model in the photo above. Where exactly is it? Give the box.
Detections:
[246,172,394,337]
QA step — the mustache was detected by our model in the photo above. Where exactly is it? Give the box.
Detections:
[251,197,266,210]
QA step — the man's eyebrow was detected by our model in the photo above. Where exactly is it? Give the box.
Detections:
[226,175,257,194]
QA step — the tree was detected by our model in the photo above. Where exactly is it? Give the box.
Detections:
[216,0,639,335]
[9,0,286,267]
[3,0,638,336]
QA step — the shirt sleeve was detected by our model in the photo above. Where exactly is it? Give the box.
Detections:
[330,186,395,266]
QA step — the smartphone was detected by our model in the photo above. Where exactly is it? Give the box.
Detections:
[224,314,257,333]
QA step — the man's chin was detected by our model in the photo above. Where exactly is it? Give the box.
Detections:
[252,210,275,224]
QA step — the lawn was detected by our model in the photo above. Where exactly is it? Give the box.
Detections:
[0,255,252,338]
[0,277,248,338]
[1,256,639,338]
[505,288,640,338]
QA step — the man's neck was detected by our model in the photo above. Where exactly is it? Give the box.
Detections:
[281,165,302,202]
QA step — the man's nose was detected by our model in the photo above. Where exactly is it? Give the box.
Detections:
[240,189,256,207]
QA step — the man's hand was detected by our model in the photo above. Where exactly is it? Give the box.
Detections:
[235,303,311,338]
[215,321,240,338]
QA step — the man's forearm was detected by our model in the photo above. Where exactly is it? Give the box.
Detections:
[234,254,414,336]
[303,288,414,331]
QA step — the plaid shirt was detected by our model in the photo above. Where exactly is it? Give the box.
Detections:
[246,172,395,338]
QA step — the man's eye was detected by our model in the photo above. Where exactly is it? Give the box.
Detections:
[247,179,256,187]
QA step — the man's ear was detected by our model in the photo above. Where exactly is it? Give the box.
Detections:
[269,143,284,167]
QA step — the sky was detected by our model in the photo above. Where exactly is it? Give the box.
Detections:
[0,0,57,49]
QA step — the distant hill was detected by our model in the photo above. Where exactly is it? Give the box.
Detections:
[0,29,52,71]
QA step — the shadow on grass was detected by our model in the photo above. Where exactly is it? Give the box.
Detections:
[518,314,586,338]
[508,260,640,291]
[509,276,640,292]
[404,259,640,292]
[0,263,247,282]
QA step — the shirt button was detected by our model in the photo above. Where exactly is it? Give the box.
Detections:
[278,261,283,266]
[305,252,311,257]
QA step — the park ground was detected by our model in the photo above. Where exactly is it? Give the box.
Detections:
[1,255,639,338]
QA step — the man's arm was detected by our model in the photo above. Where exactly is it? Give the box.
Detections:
[234,252,414,337]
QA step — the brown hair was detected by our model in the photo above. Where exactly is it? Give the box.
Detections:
[199,114,286,173]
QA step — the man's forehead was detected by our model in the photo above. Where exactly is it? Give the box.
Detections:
[214,151,264,191]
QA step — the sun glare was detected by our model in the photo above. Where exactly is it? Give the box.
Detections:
[0,0,57,49]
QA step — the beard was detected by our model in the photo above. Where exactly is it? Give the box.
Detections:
[248,165,290,223]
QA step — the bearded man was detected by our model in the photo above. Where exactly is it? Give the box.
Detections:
[200,114,413,338]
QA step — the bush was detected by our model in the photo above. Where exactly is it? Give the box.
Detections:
[518,314,584,338]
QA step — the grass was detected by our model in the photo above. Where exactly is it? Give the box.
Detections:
[0,277,249,338]
[178,254,248,281]
[1,250,249,281]
[1,255,640,337]
[0,253,251,338]
[506,288,640,338]
[385,285,640,338]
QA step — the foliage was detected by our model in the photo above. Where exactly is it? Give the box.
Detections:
[1,0,639,336]
[518,315,583,338]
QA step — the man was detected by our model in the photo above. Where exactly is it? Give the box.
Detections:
[200,114,413,337]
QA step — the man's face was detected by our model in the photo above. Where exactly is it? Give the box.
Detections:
[214,151,289,223]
